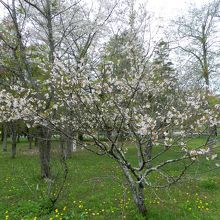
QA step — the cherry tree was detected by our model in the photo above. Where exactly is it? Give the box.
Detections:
[0,0,115,175]
[0,0,220,217]
[1,34,220,217]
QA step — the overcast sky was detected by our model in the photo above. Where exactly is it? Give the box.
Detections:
[0,0,209,20]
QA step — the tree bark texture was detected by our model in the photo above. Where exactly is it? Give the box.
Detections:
[37,126,51,178]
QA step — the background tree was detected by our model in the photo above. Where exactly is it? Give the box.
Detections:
[172,0,220,136]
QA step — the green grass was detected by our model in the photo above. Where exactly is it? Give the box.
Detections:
[0,137,220,220]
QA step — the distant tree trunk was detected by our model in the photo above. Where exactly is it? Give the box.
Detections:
[59,135,65,157]
[17,134,20,143]
[37,126,51,179]
[2,123,7,152]
[11,122,17,159]
[78,133,83,142]
[28,135,33,149]
[1,125,3,142]
[66,138,76,159]
[34,136,38,148]
[60,134,76,159]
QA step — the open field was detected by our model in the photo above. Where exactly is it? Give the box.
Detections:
[0,137,220,220]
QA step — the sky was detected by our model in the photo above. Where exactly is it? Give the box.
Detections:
[0,0,208,21]
[147,0,207,17]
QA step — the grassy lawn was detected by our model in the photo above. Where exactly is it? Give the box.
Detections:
[0,137,220,220]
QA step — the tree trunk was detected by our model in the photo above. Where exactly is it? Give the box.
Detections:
[11,122,17,159]
[2,123,7,152]
[37,126,51,179]
[121,165,148,218]
[78,133,83,142]
[17,134,20,143]
[59,135,65,158]
[28,135,33,149]
[66,138,77,158]
[34,137,38,148]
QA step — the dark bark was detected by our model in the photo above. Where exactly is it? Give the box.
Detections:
[11,122,17,159]
[1,125,3,142]
[17,134,20,143]
[78,133,84,141]
[134,183,148,218]
[2,123,7,152]
[59,135,65,158]
[34,137,38,148]
[28,135,33,149]
[37,126,51,179]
